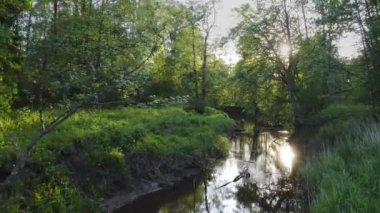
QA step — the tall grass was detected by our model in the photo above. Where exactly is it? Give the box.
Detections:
[303,123,380,212]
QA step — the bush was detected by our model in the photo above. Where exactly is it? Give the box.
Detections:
[314,104,371,125]
[305,104,372,148]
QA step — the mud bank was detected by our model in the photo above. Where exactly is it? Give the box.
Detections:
[102,155,216,212]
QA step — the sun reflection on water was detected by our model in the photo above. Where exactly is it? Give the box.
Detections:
[279,143,295,171]
[154,131,298,213]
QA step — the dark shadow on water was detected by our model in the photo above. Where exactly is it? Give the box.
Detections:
[116,175,204,213]
[236,178,298,212]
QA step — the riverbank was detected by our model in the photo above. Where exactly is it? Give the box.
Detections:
[300,121,380,212]
[0,107,233,212]
[295,104,380,212]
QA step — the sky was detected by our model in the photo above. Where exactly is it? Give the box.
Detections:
[204,0,251,64]
[176,0,360,64]
[337,32,361,58]
[175,0,250,64]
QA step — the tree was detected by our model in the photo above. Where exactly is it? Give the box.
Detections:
[313,0,380,116]
[0,0,31,113]
[232,0,306,129]
[145,0,223,113]
[17,0,175,108]
[199,0,218,113]
[185,0,219,113]
[297,35,350,119]
[351,0,380,115]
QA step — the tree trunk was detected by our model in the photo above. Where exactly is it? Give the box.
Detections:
[38,87,45,131]
[286,75,302,129]
[283,0,301,129]
[0,107,79,195]
[25,12,32,51]
[200,31,209,113]
[191,25,199,99]
[300,0,309,39]
[53,0,58,34]
[353,0,377,113]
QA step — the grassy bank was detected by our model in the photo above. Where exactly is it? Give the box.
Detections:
[0,107,233,212]
[301,104,380,212]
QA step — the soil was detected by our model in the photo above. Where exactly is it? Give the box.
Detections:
[103,155,209,212]
[63,142,214,213]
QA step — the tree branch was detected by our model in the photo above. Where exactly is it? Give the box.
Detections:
[0,104,81,195]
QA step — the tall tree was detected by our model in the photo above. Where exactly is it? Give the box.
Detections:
[199,0,218,113]
[233,0,305,129]
[313,0,380,115]
[18,0,175,107]
[0,0,31,112]
[186,0,218,113]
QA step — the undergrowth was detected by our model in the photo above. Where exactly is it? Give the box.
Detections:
[302,122,380,213]
[0,107,233,212]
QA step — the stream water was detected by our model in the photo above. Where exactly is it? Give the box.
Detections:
[121,130,299,212]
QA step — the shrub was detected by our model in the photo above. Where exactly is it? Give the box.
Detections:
[314,104,371,125]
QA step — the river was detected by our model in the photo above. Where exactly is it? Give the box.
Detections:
[120,130,299,212]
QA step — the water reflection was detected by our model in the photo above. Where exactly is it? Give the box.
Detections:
[280,144,296,171]
[159,131,298,213]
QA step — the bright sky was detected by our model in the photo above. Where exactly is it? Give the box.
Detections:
[206,0,251,64]
[176,0,360,64]
[337,32,361,58]
[176,0,250,64]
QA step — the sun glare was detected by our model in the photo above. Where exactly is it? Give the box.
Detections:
[279,43,292,57]
[279,144,295,170]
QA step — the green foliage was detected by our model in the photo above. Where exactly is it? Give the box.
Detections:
[25,107,232,170]
[30,179,96,213]
[122,107,232,156]
[314,104,371,125]
[0,0,31,112]
[297,35,350,119]
[303,104,371,148]
[0,0,234,114]
[13,0,192,107]
[0,107,232,211]
[148,26,203,97]
[0,141,15,173]
[230,0,380,128]
[1,178,96,212]
[230,58,293,126]
[303,123,380,213]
